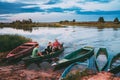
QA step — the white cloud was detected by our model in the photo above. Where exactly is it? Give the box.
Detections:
[37,0,120,11]
[0,0,17,3]
[0,12,119,22]
[19,0,49,4]
[0,0,50,4]
[1,0,120,11]
[79,0,120,11]
[10,12,75,22]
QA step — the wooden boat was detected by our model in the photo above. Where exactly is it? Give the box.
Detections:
[95,48,109,72]
[22,46,64,63]
[53,46,94,70]
[108,53,120,74]
[59,61,88,80]
[5,42,38,62]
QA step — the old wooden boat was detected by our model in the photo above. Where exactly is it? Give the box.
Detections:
[5,42,38,62]
[108,53,120,74]
[59,61,88,80]
[53,46,94,70]
[22,46,64,63]
[95,48,109,72]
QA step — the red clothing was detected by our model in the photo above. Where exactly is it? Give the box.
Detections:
[53,41,60,48]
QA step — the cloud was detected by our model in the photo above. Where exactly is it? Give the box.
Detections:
[45,0,61,5]
[79,0,112,3]
[0,0,120,22]
[1,12,119,22]
[79,0,120,11]
[1,0,120,12]
[75,10,120,15]
[0,14,12,22]
[0,2,44,14]
[0,0,17,3]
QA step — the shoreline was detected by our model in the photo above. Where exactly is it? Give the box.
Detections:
[0,52,120,80]
[0,61,119,80]
[0,21,120,28]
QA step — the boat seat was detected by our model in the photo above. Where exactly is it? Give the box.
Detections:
[59,59,69,63]
[20,46,30,48]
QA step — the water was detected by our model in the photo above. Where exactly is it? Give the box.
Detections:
[1,26,120,55]
[1,26,120,73]
[96,55,108,70]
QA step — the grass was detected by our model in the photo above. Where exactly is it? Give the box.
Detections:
[0,21,120,32]
[60,22,120,28]
[0,34,31,52]
[62,69,91,80]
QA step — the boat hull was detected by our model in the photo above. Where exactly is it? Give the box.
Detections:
[59,61,88,80]
[95,48,109,72]
[54,46,94,70]
[22,47,64,63]
[108,53,120,74]
[5,42,38,62]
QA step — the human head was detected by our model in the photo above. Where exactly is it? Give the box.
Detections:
[48,42,52,45]
[35,44,39,47]
[55,39,58,42]
[48,42,52,44]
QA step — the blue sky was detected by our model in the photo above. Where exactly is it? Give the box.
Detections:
[0,0,120,22]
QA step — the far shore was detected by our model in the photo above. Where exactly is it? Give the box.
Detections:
[0,21,120,29]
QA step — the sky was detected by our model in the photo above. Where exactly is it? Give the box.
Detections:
[0,0,120,22]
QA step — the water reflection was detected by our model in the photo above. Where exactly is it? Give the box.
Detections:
[0,26,120,56]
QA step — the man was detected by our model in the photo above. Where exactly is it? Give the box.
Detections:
[53,39,61,51]
[31,44,43,58]
[46,42,53,54]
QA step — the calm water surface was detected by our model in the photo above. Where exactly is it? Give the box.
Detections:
[1,26,120,56]
[1,26,120,73]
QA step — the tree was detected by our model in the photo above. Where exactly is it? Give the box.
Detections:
[28,19,32,23]
[64,20,69,23]
[98,17,105,23]
[59,21,63,24]
[73,19,76,22]
[114,17,119,23]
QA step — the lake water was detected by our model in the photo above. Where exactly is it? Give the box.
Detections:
[1,26,120,71]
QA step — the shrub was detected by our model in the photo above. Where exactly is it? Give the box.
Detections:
[0,34,31,52]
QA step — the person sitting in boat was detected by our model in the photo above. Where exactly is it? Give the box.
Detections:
[45,42,53,54]
[53,39,61,51]
[31,44,43,58]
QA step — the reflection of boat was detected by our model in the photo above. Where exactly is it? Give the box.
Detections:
[108,53,120,74]
[53,46,94,70]
[59,61,88,80]
[22,46,64,63]
[95,48,109,72]
[5,42,38,62]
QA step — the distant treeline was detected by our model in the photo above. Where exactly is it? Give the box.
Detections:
[59,17,120,27]
[0,19,63,31]
[0,17,120,29]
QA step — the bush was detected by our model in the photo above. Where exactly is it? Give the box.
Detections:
[0,34,31,52]
[62,69,89,80]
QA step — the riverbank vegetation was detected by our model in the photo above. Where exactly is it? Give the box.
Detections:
[0,19,62,31]
[0,35,31,53]
[0,17,120,30]
[62,69,91,80]
[59,17,120,28]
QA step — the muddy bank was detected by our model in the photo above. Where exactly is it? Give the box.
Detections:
[0,63,120,80]
[82,71,120,80]
[0,64,61,80]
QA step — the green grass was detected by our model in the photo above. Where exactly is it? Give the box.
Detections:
[60,22,120,28]
[0,34,31,52]
[62,69,90,80]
